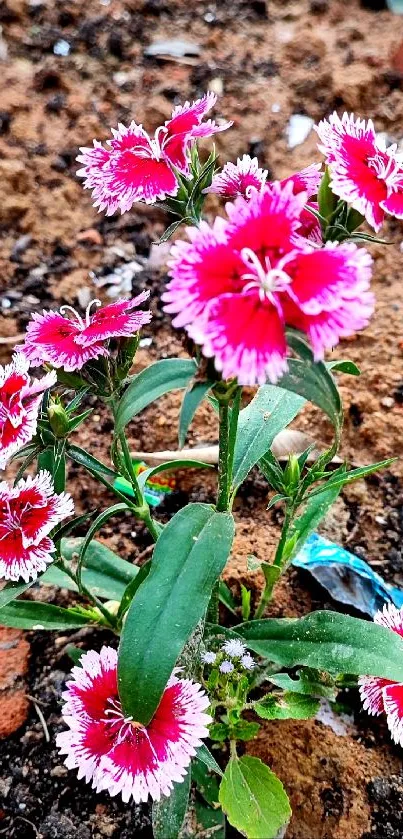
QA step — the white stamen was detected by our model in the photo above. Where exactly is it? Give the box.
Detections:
[84,298,102,326]
[241,247,292,302]
[59,305,85,328]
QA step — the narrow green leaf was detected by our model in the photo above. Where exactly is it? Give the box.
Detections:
[287,482,342,562]
[67,408,93,433]
[219,581,237,615]
[179,381,212,448]
[241,585,251,622]
[0,580,33,609]
[237,611,403,681]
[254,691,319,720]
[193,757,221,806]
[232,386,305,490]
[196,743,223,777]
[152,771,191,839]
[279,335,342,439]
[0,601,93,630]
[38,443,66,493]
[327,360,360,376]
[58,537,138,601]
[117,561,150,619]
[76,504,128,583]
[137,459,213,492]
[67,444,117,480]
[307,458,395,499]
[219,756,291,839]
[116,358,197,433]
[52,510,95,544]
[118,503,235,724]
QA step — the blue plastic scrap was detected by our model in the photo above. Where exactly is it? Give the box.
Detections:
[292,532,403,617]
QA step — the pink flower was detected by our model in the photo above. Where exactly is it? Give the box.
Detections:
[163,182,373,386]
[0,471,74,582]
[56,647,211,803]
[206,159,322,243]
[204,154,268,197]
[77,93,232,214]
[0,354,56,469]
[21,294,152,372]
[316,111,403,231]
[359,604,403,747]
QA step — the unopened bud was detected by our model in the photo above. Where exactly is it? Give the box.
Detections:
[48,401,69,438]
[283,453,300,492]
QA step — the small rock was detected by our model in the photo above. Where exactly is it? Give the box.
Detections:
[381,396,395,409]
[286,114,314,149]
[10,234,32,262]
[53,39,71,56]
[144,39,201,59]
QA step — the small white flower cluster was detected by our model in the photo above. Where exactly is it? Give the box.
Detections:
[201,639,255,674]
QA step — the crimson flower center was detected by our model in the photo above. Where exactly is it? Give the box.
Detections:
[241,247,292,303]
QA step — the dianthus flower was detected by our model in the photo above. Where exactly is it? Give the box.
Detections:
[21,294,151,372]
[316,111,403,231]
[164,182,373,386]
[0,471,74,582]
[359,604,403,747]
[57,647,211,803]
[206,159,322,243]
[0,354,56,469]
[77,93,232,214]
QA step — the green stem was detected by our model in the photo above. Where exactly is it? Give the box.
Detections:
[58,558,118,628]
[216,400,231,512]
[254,503,294,619]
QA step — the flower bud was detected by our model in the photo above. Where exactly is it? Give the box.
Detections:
[48,401,69,438]
[283,453,300,493]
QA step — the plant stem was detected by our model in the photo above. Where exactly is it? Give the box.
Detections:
[57,558,118,628]
[254,503,294,619]
[216,400,231,512]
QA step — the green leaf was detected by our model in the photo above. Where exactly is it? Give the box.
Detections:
[38,442,66,493]
[116,358,197,433]
[118,503,235,724]
[193,757,221,806]
[56,537,138,600]
[156,217,194,243]
[269,670,336,700]
[52,510,95,544]
[232,720,260,741]
[307,458,395,500]
[76,504,128,583]
[280,331,343,442]
[241,585,251,622]
[232,386,305,490]
[219,756,291,839]
[254,691,319,720]
[117,561,151,619]
[194,799,225,839]
[0,580,33,609]
[179,381,212,448]
[196,743,223,777]
[237,611,403,681]
[137,459,213,491]
[152,770,191,839]
[219,581,237,615]
[209,723,230,742]
[327,360,360,376]
[67,445,117,480]
[287,481,342,562]
[0,601,93,630]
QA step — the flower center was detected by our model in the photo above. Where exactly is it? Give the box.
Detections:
[241,248,292,303]
[59,299,102,330]
[102,697,159,757]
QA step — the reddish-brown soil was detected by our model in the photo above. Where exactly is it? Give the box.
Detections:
[1,0,403,837]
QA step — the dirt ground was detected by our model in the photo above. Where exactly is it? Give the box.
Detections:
[0,0,403,836]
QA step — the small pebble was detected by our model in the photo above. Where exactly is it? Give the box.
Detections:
[381,396,394,408]
[286,114,314,149]
[53,40,71,57]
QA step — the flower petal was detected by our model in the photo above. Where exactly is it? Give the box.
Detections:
[383,682,403,747]
[76,294,151,348]
[188,292,288,386]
